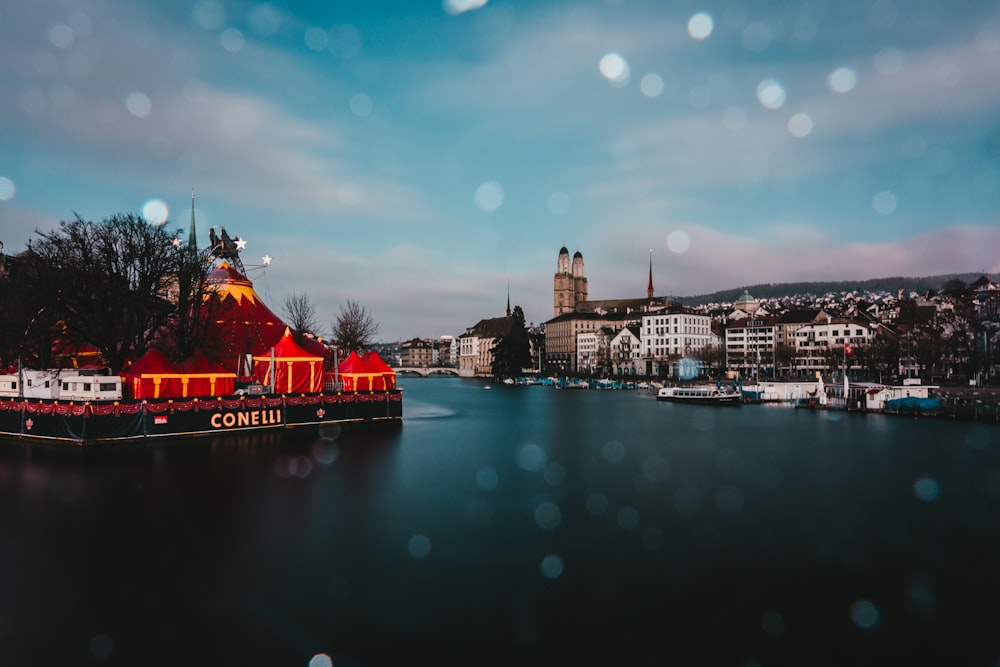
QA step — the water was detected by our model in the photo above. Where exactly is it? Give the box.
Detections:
[2,377,999,666]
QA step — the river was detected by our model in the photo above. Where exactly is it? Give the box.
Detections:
[1,376,998,666]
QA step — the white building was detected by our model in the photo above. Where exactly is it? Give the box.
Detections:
[609,325,643,376]
[794,317,873,373]
[640,307,715,368]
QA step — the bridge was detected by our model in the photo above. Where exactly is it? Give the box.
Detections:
[393,367,461,377]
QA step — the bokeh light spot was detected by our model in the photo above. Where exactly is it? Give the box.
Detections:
[873,47,904,75]
[602,440,625,463]
[872,190,897,215]
[249,4,281,37]
[667,230,691,253]
[408,534,431,558]
[850,599,881,630]
[88,634,114,660]
[788,113,813,138]
[142,199,169,225]
[756,79,786,109]
[688,12,714,40]
[515,442,547,472]
[192,0,226,30]
[125,92,152,118]
[304,26,328,51]
[640,73,664,98]
[220,27,245,52]
[540,554,564,579]
[828,67,858,93]
[599,52,630,87]
[476,466,499,491]
[0,177,15,201]
[49,24,76,49]
[914,477,940,502]
[616,506,640,530]
[349,93,373,117]
[309,654,333,667]
[534,502,562,530]
[474,181,504,212]
[444,0,489,15]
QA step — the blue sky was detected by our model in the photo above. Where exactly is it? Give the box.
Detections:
[2,0,999,341]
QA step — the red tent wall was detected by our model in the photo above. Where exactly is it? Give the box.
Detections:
[122,348,182,399]
[361,351,396,390]
[251,328,324,393]
[178,354,237,397]
[337,351,380,391]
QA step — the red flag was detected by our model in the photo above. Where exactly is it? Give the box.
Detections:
[845,342,854,356]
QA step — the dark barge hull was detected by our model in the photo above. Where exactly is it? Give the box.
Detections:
[0,391,402,445]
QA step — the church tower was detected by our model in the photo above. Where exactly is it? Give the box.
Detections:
[553,246,574,316]
[572,250,588,306]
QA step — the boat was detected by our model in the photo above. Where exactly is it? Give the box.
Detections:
[655,385,742,405]
[0,228,402,446]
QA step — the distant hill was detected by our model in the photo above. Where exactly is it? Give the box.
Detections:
[677,273,998,306]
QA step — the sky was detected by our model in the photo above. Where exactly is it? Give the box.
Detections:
[1,0,999,341]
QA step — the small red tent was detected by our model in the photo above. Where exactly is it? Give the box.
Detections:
[251,328,324,394]
[337,351,379,392]
[123,348,182,399]
[178,353,236,398]
[361,351,396,390]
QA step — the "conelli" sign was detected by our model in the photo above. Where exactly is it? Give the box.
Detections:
[210,409,283,429]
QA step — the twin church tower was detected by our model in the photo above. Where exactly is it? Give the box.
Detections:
[553,246,588,317]
[553,245,658,318]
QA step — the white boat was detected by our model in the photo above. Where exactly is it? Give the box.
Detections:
[656,385,742,405]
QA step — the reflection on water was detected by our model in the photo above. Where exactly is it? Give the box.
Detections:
[1,377,999,666]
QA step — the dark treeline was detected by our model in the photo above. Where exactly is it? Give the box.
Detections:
[680,273,999,306]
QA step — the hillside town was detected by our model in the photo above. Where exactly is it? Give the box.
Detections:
[391,247,1000,389]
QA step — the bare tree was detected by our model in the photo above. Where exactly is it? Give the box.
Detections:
[282,293,320,342]
[331,299,380,353]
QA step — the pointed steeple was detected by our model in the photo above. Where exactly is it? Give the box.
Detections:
[187,189,198,259]
[506,283,511,318]
[647,249,654,299]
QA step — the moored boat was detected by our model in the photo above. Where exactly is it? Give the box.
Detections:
[656,386,742,405]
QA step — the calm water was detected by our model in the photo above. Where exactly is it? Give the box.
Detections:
[2,377,999,666]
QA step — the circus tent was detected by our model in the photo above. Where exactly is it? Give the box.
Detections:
[337,351,380,392]
[122,348,182,399]
[361,351,396,390]
[252,327,324,394]
[205,261,288,374]
[123,348,237,399]
[178,353,236,398]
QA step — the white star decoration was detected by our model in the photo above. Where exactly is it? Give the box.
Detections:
[171,238,181,247]
[262,254,272,266]
[235,237,248,251]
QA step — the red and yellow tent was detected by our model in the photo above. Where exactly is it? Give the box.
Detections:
[361,351,396,390]
[252,327,324,394]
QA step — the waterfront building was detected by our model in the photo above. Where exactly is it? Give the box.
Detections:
[793,317,873,374]
[400,337,434,368]
[458,315,513,377]
[640,305,715,376]
[609,325,643,376]
[725,316,778,378]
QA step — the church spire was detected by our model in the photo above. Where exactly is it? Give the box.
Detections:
[506,283,511,318]
[187,189,198,258]
[647,249,654,300]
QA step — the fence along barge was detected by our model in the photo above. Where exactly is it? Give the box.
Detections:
[0,391,402,445]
